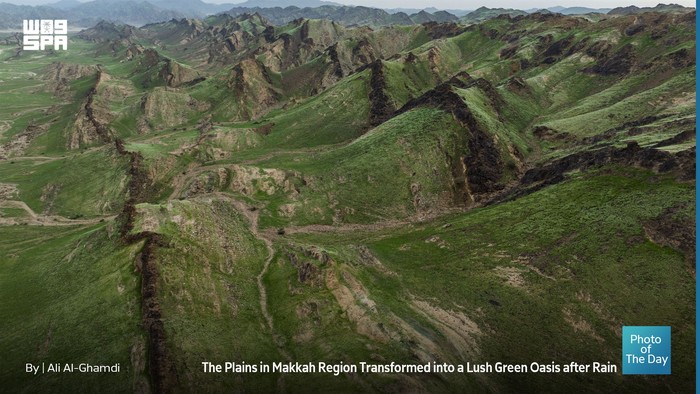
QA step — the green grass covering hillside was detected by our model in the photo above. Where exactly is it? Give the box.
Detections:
[0,224,147,392]
[0,149,128,217]
[131,200,281,392]
[256,108,468,226]
[278,167,694,392]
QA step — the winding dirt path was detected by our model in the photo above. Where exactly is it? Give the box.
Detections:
[0,200,115,226]
[216,193,291,360]
[263,220,414,238]
[2,156,61,162]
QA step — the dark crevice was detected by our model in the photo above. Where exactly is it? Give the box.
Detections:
[395,72,513,198]
[84,70,112,144]
[488,142,696,205]
[115,136,178,393]
[367,60,395,127]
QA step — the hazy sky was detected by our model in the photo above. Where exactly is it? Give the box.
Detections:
[6,0,696,9]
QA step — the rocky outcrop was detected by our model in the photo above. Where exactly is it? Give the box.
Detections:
[140,88,208,131]
[367,60,394,127]
[125,43,145,61]
[396,72,521,200]
[640,47,696,73]
[423,22,466,39]
[351,38,377,66]
[77,20,138,43]
[135,48,200,89]
[159,61,205,88]
[326,43,344,79]
[141,48,163,69]
[491,142,695,205]
[652,129,695,149]
[283,243,333,287]
[0,123,49,159]
[227,59,280,120]
[68,70,114,149]
[84,79,112,142]
[493,11,694,79]
[585,43,635,76]
[533,125,575,143]
[42,62,99,97]
[577,115,673,145]
[137,233,175,393]
[114,138,177,393]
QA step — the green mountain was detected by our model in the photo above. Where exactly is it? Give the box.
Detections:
[461,6,528,23]
[0,8,695,393]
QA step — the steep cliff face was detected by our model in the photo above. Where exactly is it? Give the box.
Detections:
[490,143,695,206]
[139,88,209,131]
[226,58,280,120]
[395,73,524,202]
[68,71,114,149]
[160,61,205,88]
[42,62,99,97]
[114,137,176,393]
[367,60,394,127]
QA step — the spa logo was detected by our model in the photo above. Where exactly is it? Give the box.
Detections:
[23,20,68,51]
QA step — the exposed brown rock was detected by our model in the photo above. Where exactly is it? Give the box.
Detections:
[141,48,163,69]
[500,44,518,59]
[326,43,344,79]
[652,129,695,148]
[367,60,394,127]
[115,137,176,393]
[491,142,696,205]
[285,245,328,286]
[68,70,114,149]
[422,21,466,39]
[396,72,520,199]
[0,123,49,159]
[533,125,575,143]
[42,62,98,96]
[125,43,144,61]
[228,58,280,120]
[586,43,636,76]
[160,61,205,88]
[352,38,377,65]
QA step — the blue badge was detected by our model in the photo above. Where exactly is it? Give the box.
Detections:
[622,326,671,375]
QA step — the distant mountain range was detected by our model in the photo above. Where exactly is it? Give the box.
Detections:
[608,3,693,14]
[0,1,694,29]
[528,6,613,14]
[234,0,343,7]
[220,5,460,26]
[0,0,183,27]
